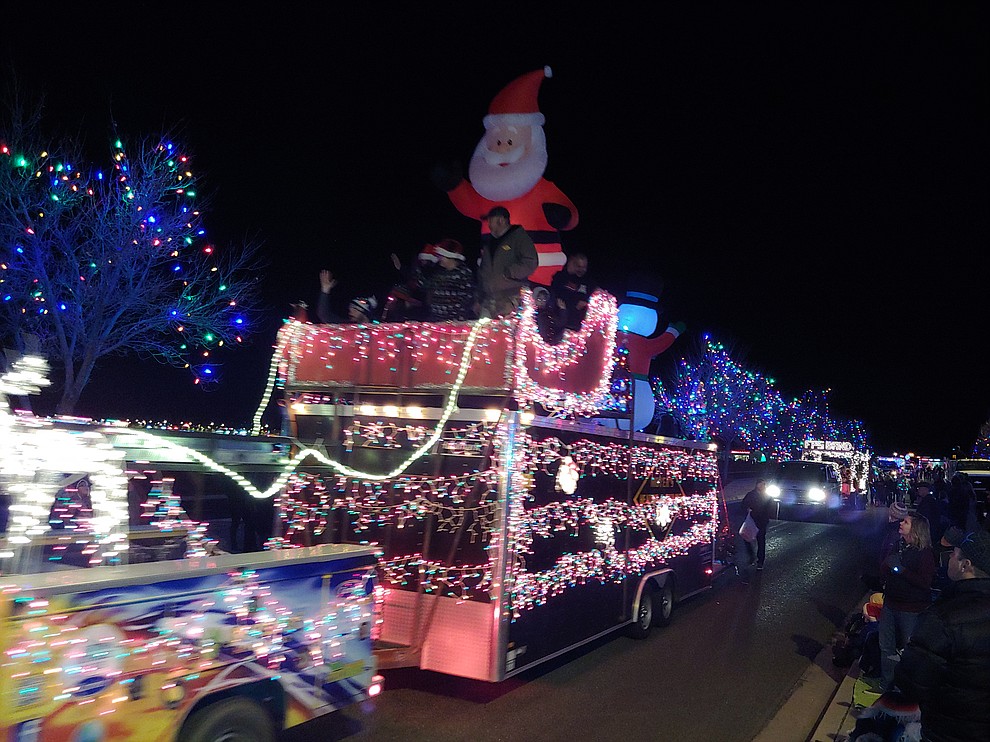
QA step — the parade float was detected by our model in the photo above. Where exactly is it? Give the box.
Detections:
[264,285,730,682]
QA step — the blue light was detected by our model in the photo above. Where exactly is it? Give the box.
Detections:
[173,264,182,272]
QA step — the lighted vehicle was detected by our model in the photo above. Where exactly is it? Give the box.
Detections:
[766,460,849,519]
[271,287,732,682]
[0,362,382,742]
[800,440,870,509]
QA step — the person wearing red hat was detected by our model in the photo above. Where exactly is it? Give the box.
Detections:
[431,66,578,287]
[420,238,475,322]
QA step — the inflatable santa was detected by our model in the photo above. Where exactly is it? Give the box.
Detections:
[431,66,578,286]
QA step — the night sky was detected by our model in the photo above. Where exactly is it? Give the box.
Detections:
[2,4,987,456]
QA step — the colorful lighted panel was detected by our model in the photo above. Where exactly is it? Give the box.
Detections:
[0,558,376,740]
[270,421,722,617]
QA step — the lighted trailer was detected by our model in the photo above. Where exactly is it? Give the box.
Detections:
[274,288,731,682]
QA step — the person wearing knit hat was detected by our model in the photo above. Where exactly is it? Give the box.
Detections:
[861,500,913,594]
[895,526,990,741]
[430,66,578,287]
[889,501,909,521]
[315,269,378,324]
[348,295,378,323]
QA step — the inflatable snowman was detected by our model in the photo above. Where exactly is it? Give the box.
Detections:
[612,287,685,431]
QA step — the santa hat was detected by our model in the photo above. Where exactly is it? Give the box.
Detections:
[349,296,378,317]
[417,243,439,263]
[433,238,465,261]
[484,65,552,130]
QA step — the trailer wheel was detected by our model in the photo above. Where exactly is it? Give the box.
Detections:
[180,697,276,742]
[654,580,674,627]
[627,584,655,639]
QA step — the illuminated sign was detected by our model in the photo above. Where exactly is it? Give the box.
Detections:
[804,440,853,453]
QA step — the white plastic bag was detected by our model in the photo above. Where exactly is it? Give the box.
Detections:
[739,512,759,543]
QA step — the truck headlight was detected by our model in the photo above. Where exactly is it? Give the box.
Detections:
[808,487,826,502]
[767,484,781,498]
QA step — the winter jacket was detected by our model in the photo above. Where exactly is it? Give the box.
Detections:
[894,578,990,742]
[477,225,538,313]
[549,267,597,330]
[882,543,935,612]
[742,487,775,531]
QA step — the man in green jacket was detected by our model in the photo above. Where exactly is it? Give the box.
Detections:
[476,206,538,318]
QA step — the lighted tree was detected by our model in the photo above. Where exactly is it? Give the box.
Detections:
[655,334,870,459]
[1,103,263,414]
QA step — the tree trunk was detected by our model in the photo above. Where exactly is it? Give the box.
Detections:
[56,386,81,416]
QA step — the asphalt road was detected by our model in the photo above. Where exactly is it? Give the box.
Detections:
[282,500,885,742]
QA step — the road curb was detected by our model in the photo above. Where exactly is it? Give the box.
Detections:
[808,660,861,742]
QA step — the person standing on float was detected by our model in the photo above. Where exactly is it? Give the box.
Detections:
[432,66,578,287]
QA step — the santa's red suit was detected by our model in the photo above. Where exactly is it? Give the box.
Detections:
[438,67,578,287]
[446,179,577,286]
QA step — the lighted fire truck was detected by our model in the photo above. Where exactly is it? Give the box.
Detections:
[271,287,731,682]
[0,357,382,742]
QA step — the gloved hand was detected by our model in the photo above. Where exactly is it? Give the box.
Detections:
[430,161,462,192]
[542,202,572,229]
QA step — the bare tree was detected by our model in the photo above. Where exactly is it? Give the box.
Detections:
[1,104,265,414]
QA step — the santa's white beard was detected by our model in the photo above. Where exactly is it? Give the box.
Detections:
[468,141,548,202]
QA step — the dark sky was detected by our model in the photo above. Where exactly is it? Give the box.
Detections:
[3,4,987,456]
